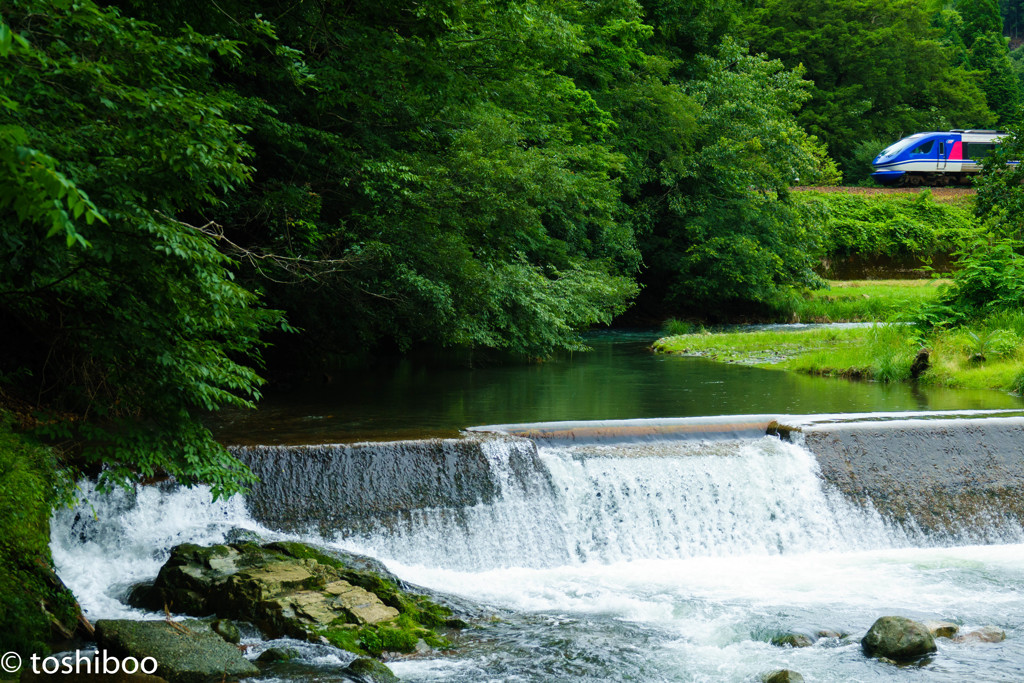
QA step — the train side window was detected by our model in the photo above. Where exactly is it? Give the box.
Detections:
[910,140,934,155]
[939,142,945,157]
[965,143,994,160]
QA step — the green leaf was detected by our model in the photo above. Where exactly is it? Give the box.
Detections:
[0,23,13,58]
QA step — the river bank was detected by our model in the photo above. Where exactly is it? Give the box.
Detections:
[654,275,1024,394]
[654,315,1024,393]
[0,414,89,665]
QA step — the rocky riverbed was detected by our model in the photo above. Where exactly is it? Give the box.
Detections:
[41,540,468,683]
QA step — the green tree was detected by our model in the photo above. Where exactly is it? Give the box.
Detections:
[1001,0,1024,39]
[108,0,641,361]
[629,34,838,314]
[957,0,1023,124]
[918,125,1024,323]
[968,32,1023,123]
[959,0,1005,39]
[1,3,281,495]
[640,0,738,66]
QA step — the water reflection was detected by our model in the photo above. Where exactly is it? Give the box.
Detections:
[211,330,1024,444]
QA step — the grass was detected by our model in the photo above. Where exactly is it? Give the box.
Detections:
[654,302,1024,393]
[792,186,975,206]
[777,325,919,380]
[661,280,949,332]
[653,326,870,365]
[790,279,949,323]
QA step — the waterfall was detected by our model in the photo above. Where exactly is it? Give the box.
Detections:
[341,435,912,570]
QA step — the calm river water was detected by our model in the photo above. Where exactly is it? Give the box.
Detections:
[211,329,1024,445]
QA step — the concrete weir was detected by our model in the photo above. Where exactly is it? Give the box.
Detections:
[235,436,548,533]
[469,415,784,445]
[233,412,1024,539]
[477,413,1024,534]
[802,415,1024,535]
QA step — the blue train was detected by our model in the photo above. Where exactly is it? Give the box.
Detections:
[870,129,1004,186]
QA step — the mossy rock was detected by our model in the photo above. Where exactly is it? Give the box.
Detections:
[210,619,240,644]
[762,670,805,683]
[139,541,459,659]
[321,613,451,657]
[861,616,936,662]
[95,619,258,683]
[770,632,815,648]
[342,658,400,683]
[256,646,301,662]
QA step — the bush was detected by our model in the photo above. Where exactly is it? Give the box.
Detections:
[662,318,698,336]
[841,138,891,185]
[939,235,1024,316]
[794,190,978,263]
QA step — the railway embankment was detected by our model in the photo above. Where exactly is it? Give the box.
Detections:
[792,185,975,202]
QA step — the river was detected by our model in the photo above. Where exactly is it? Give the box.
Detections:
[210,330,1023,444]
[51,330,1024,682]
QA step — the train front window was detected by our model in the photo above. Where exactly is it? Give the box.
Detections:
[910,140,934,155]
[877,134,926,161]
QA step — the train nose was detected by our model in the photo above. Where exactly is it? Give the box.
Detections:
[870,170,905,185]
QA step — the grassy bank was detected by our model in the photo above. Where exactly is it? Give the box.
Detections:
[664,279,949,329]
[0,412,81,662]
[654,310,1024,394]
[791,279,949,322]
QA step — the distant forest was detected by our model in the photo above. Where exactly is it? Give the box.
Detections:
[2,0,1024,489]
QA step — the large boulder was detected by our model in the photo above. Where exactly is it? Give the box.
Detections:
[94,620,258,683]
[861,616,936,662]
[129,541,458,657]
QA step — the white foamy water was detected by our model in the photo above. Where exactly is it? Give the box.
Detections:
[50,434,1024,681]
[50,481,274,619]
[342,437,915,569]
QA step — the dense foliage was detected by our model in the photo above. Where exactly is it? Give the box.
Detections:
[1,3,279,494]
[956,0,1022,126]
[99,0,840,357]
[795,191,978,262]
[633,40,837,314]
[0,414,78,657]
[104,0,647,362]
[2,0,1023,498]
